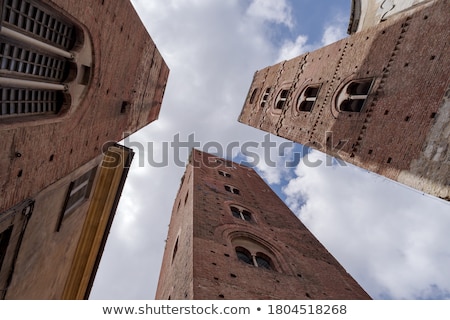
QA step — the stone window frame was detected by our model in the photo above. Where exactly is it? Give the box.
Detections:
[274,88,290,110]
[218,170,231,178]
[55,166,97,231]
[224,184,240,195]
[249,87,258,104]
[230,205,252,222]
[234,245,275,271]
[233,239,277,271]
[0,0,92,121]
[297,83,321,112]
[260,87,271,108]
[336,78,374,113]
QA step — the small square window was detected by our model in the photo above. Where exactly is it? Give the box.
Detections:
[56,167,97,231]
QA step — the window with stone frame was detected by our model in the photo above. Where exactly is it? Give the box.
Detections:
[260,87,270,108]
[218,170,231,178]
[297,84,321,112]
[224,185,240,195]
[55,166,97,231]
[275,89,289,110]
[230,205,252,221]
[235,246,274,270]
[0,0,91,119]
[337,78,373,112]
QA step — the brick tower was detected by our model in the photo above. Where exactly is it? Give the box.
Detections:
[238,0,449,201]
[155,150,370,299]
[0,0,168,299]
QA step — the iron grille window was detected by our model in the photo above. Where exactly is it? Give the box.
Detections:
[236,247,252,265]
[255,254,272,270]
[2,0,75,50]
[0,41,67,80]
[0,87,60,115]
[235,247,273,270]
[0,0,78,119]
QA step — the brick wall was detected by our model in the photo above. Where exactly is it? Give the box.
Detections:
[156,150,370,299]
[0,0,169,212]
[239,1,449,200]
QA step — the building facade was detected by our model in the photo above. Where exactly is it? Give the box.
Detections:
[155,150,370,299]
[239,0,449,201]
[0,0,169,299]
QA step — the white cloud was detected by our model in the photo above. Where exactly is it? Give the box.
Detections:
[91,0,450,301]
[321,12,348,45]
[276,35,312,62]
[246,0,294,28]
[283,150,450,299]
[321,24,347,46]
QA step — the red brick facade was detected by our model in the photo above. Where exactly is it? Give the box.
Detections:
[155,150,370,299]
[0,0,169,213]
[0,0,168,299]
[239,0,449,201]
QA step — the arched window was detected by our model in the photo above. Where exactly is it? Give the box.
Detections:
[234,247,274,270]
[255,253,272,270]
[0,0,92,119]
[230,206,251,221]
[231,235,277,271]
[249,88,258,104]
[235,246,252,265]
[260,87,270,108]
[275,89,289,110]
[297,84,321,112]
[224,185,240,195]
[337,78,373,112]
[218,170,231,178]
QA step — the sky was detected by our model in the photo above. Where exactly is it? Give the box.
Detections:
[89,0,450,300]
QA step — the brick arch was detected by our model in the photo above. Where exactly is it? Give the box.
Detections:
[215,226,293,275]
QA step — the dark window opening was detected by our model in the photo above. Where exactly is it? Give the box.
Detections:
[236,247,252,265]
[260,87,270,108]
[2,0,75,50]
[0,226,13,272]
[297,85,320,112]
[172,238,179,263]
[255,254,272,270]
[0,88,64,116]
[339,79,373,113]
[347,81,371,95]
[298,100,314,112]
[275,89,289,110]
[56,166,97,231]
[225,185,240,195]
[340,99,365,112]
[249,88,258,104]
[218,170,231,178]
[230,206,252,221]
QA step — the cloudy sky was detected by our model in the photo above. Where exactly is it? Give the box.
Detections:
[89,0,450,300]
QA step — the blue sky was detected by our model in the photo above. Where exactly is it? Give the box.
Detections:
[89,0,450,300]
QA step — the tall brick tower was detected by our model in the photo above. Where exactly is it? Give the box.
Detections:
[0,0,168,299]
[238,0,449,201]
[155,150,370,299]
